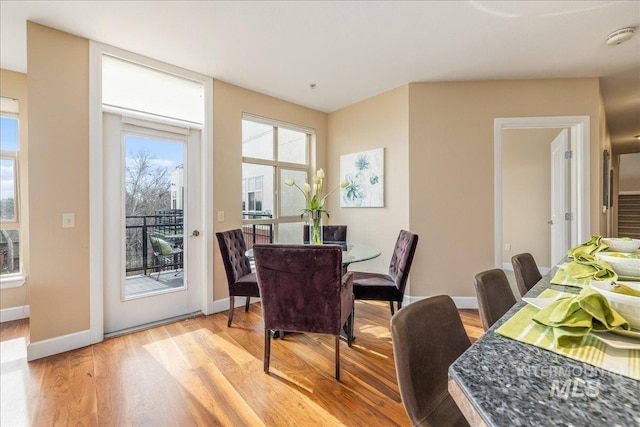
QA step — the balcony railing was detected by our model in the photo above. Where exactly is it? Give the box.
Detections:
[126,211,183,276]
[242,211,274,249]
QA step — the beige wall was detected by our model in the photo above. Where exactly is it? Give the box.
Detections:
[0,69,29,309]
[212,80,328,300]
[27,22,90,342]
[619,153,640,192]
[327,86,410,274]
[407,79,603,298]
[503,128,562,268]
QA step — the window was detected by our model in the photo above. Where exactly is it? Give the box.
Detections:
[241,114,312,245]
[1,96,22,283]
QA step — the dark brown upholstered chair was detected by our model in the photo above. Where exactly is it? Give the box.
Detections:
[216,229,261,327]
[391,295,471,427]
[303,225,347,243]
[352,230,419,315]
[474,269,517,331]
[511,253,542,297]
[252,244,355,380]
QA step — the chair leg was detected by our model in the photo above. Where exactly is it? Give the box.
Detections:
[264,329,271,373]
[245,297,251,312]
[389,301,395,316]
[335,335,341,381]
[227,296,235,327]
[347,306,355,347]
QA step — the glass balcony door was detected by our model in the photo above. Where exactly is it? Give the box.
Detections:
[103,113,202,334]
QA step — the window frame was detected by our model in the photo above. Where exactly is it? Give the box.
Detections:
[0,99,25,288]
[241,114,313,241]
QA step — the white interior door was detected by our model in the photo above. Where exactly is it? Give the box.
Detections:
[103,113,202,334]
[550,129,570,265]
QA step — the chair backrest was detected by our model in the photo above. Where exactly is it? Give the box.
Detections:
[387,230,419,293]
[253,244,346,335]
[511,253,542,297]
[303,225,348,243]
[216,229,253,285]
[474,269,517,331]
[391,295,471,426]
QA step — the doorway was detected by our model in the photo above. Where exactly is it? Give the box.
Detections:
[103,114,202,334]
[494,116,591,271]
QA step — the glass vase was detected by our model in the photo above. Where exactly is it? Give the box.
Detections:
[308,211,323,244]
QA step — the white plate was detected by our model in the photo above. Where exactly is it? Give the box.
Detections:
[522,297,556,310]
[522,298,640,349]
[591,331,640,350]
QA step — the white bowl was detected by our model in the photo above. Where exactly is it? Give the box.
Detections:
[595,251,640,278]
[602,237,640,253]
[590,281,640,330]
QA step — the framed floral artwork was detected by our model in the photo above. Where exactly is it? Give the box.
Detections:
[340,148,384,207]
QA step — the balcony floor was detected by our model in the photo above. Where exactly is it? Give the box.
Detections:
[125,271,183,297]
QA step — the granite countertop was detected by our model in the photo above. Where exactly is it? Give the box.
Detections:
[449,267,640,427]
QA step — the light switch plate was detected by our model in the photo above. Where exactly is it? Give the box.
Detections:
[62,213,75,228]
[217,211,225,222]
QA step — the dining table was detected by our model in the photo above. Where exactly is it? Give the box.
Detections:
[448,264,640,427]
[246,241,382,270]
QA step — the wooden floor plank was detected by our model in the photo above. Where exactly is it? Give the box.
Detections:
[0,301,482,426]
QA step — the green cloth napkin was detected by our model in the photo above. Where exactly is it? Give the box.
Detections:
[532,287,630,346]
[563,254,618,281]
[567,235,609,259]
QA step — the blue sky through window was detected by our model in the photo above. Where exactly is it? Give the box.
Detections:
[125,135,184,170]
[0,117,19,151]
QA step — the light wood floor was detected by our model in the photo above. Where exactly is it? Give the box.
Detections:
[0,301,482,427]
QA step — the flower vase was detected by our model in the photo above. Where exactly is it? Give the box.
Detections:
[309,211,323,244]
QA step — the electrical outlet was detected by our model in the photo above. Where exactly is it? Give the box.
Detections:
[217,211,225,222]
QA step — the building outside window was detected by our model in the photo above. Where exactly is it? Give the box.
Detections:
[0,96,22,279]
[241,114,312,246]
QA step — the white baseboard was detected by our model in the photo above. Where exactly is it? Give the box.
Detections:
[27,329,92,361]
[212,296,261,314]
[404,295,478,309]
[451,297,479,309]
[0,305,30,323]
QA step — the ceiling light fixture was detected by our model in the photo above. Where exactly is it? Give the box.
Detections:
[606,27,635,46]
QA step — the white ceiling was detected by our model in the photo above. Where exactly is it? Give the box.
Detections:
[2,1,639,153]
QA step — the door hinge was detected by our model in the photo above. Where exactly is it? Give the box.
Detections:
[565,212,574,221]
[565,150,573,160]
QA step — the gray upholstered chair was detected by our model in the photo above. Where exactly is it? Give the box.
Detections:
[216,229,261,327]
[391,295,471,427]
[351,230,419,315]
[252,244,355,380]
[511,253,542,297]
[303,225,347,243]
[474,269,517,331]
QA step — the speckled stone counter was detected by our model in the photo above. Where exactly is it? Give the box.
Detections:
[449,266,640,427]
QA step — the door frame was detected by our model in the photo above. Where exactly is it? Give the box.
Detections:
[89,42,214,344]
[550,129,570,266]
[494,116,590,271]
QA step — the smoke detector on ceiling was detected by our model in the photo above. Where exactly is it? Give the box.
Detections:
[606,27,635,46]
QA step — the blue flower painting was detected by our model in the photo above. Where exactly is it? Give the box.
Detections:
[340,148,384,207]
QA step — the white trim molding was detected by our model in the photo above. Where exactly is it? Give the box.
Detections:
[404,295,478,309]
[27,329,92,361]
[0,305,29,323]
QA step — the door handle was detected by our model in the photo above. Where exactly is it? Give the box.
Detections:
[190,230,200,237]
[547,220,553,225]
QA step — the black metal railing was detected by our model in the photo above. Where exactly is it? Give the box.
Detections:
[126,212,183,276]
[242,211,274,249]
